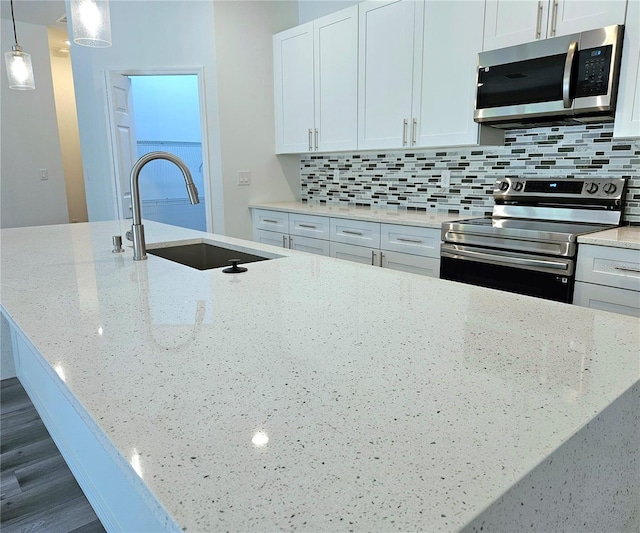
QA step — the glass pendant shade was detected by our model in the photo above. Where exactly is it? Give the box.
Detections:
[4,45,35,90]
[70,0,112,48]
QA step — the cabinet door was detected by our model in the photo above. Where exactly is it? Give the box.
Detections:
[315,6,358,152]
[415,0,484,147]
[254,228,288,249]
[614,0,640,138]
[573,281,640,317]
[289,235,331,256]
[330,241,379,265]
[273,22,315,154]
[484,0,550,50]
[330,217,381,248]
[551,0,627,38]
[358,0,418,149]
[381,250,440,277]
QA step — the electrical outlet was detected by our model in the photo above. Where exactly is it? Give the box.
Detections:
[237,171,250,186]
[441,170,451,189]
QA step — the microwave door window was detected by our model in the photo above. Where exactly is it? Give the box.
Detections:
[477,54,566,109]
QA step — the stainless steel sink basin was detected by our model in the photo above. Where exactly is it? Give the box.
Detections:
[147,242,271,271]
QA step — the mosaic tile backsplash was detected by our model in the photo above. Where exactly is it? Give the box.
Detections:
[300,124,640,224]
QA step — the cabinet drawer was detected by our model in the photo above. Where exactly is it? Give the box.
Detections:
[573,281,640,318]
[253,228,288,249]
[289,213,330,240]
[330,241,378,265]
[253,209,289,233]
[576,244,640,291]
[380,224,441,258]
[381,250,440,278]
[330,218,380,247]
[289,235,331,256]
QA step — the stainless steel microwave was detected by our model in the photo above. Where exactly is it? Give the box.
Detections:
[474,25,624,128]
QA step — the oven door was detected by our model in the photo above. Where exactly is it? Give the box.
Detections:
[440,243,575,303]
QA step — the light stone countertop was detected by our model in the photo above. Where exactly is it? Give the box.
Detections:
[1,220,639,532]
[250,201,468,228]
[577,225,640,250]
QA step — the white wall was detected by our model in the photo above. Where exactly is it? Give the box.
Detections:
[298,0,361,24]
[212,0,300,240]
[48,26,88,223]
[1,19,69,228]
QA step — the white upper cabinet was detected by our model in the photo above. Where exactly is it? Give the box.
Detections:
[273,23,314,153]
[614,0,640,138]
[314,7,359,152]
[274,7,358,154]
[484,0,627,50]
[358,0,421,149]
[415,0,486,147]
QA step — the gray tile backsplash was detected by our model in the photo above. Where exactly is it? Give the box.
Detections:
[300,123,640,224]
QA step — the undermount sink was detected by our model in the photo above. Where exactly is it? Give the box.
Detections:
[147,242,271,271]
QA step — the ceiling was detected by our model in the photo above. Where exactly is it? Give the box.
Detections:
[0,0,66,27]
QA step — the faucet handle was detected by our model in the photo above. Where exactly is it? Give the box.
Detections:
[112,235,124,253]
[125,230,133,242]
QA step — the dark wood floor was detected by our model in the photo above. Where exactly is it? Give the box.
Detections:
[1,377,105,532]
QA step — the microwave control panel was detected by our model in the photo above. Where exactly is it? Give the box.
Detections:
[574,45,612,98]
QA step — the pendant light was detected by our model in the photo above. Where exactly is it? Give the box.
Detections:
[69,0,112,48]
[4,0,35,90]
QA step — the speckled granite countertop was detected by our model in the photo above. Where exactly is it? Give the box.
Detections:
[250,201,466,228]
[578,225,640,250]
[1,221,638,532]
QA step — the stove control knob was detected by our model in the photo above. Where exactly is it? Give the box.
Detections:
[498,181,509,192]
[603,182,617,195]
[585,182,599,194]
[513,182,524,192]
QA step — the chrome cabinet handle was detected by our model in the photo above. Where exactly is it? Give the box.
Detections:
[411,118,417,146]
[264,218,278,224]
[308,128,313,152]
[343,229,363,236]
[314,128,318,151]
[614,265,640,273]
[402,119,408,146]
[550,0,559,36]
[535,1,543,38]
[289,236,293,248]
[282,235,287,248]
[371,250,377,265]
[563,41,578,108]
[380,252,385,266]
[397,236,423,243]
[299,224,316,229]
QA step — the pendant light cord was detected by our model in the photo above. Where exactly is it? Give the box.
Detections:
[10,0,18,45]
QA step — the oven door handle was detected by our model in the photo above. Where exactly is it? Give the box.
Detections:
[441,247,570,271]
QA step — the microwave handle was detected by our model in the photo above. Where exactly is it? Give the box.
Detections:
[563,41,578,108]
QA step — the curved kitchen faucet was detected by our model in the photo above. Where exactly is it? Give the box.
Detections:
[129,151,200,260]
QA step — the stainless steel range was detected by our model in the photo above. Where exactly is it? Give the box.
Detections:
[440,177,628,303]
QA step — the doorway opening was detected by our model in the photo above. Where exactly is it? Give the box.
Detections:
[107,71,209,232]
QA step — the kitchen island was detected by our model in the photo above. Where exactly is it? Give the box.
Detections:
[1,220,638,532]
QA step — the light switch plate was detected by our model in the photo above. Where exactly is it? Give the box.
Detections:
[237,171,250,186]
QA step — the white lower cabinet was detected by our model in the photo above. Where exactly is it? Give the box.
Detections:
[573,243,640,317]
[289,235,331,256]
[252,208,442,278]
[330,241,378,265]
[381,250,440,277]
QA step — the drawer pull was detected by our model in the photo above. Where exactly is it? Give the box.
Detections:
[299,224,317,229]
[614,265,640,273]
[397,236,423,244]
[263,219,278,224]
[282,235,287,248]
[342,229,363,236]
